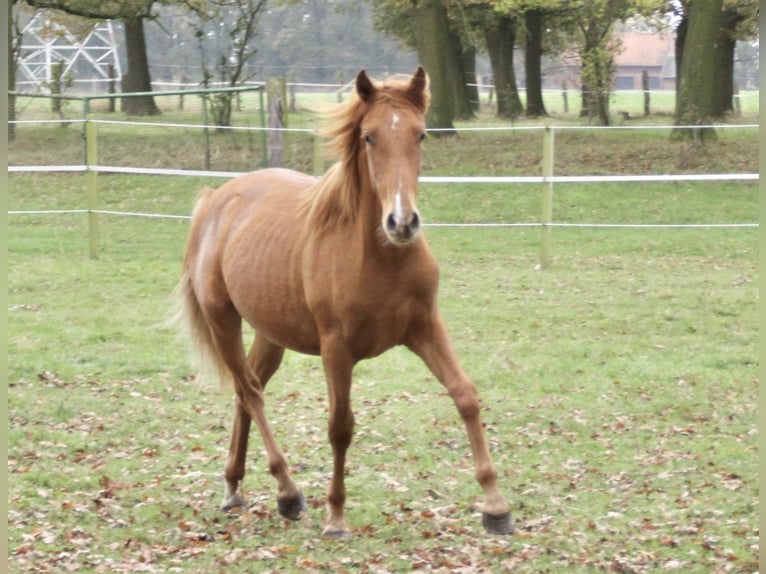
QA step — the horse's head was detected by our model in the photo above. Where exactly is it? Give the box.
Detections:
[356,67,429,246]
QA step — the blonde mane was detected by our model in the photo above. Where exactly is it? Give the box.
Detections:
[302,73,430,232]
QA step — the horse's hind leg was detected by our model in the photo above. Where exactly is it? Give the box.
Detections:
[210,314,304,519]
[222,396,251,511]
[223,335,305,518]
[223,334,286,510]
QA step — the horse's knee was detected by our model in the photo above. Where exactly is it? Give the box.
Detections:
[328,409,355,449]
[450,382,480,421]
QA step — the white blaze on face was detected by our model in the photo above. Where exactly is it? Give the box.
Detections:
[394,190,404,223]
[391,112,400,131]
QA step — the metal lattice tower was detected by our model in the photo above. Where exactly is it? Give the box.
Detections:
[18,12,122,94]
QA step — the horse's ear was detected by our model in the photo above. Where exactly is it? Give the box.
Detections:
[356,69,376,103]
[408,66,429,110]
[410,66,427,93]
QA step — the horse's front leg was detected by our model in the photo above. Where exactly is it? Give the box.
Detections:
[319,342,356,538]
[406,312,514,535]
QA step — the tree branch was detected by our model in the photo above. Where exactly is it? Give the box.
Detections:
[22,0,155,21]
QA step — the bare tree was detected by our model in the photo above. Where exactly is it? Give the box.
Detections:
[193,0,267,128]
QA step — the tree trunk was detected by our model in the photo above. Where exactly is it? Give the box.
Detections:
[445,20,474,120]
[462,44,480,112]
[524,8,547,117]
[413,0,455,134]
[121,16,160,116]
[484,13,523,119]
[580,39,613,125]
[674,0,723,137]
[711,8,740,117]
[674,13,687,110]
[579,38,595,119]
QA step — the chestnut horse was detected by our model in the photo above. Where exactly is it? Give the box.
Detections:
[176,67,513,538]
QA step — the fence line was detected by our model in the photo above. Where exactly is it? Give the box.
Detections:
[9,168,758,232]
[9,120,759,265]
[85,119,315,133]
[9,165,88,173]
[427,123,758,132]
[8,209,758,231]
[423,174,759,184]
[9,119,85,126]
[9,209,89,215]
[11,117,759,132]
[9,164,759,185]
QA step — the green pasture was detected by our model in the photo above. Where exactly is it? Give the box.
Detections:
[8,112,760,572]
[8,152,758,573]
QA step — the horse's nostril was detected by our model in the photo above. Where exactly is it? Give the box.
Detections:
[386,213,397,232]
[386,211,420,241]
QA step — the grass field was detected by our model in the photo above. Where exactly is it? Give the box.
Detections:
[7,110,759,573]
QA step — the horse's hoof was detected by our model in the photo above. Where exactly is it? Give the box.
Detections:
[277,494,307,521]
[482,511,515,535]
[322,527,352,540]
[221,494,246,513]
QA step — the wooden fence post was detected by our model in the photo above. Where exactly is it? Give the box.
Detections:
[267,78,287,167]
[289,83,297,113]
[540,123,554,269]
[200,93,211,171]
[86,117,99,259]
[178,74,186,111]
[258,88,268,168]
[642,70,650,116]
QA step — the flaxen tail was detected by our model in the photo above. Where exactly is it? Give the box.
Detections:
[171,190,232,387]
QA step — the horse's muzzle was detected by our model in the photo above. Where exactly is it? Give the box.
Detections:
[385,211,421,244]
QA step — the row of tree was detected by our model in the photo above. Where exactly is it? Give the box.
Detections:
[8,0,760,136]
[370,0,758,132]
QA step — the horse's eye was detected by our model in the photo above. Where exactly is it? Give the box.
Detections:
[418,132,427,142]
[363,134,374,145]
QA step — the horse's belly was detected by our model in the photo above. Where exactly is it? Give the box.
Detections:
[224,248,320,355]
[246,297,321,355]
[218,200,321,354]
[343,302,420,360]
